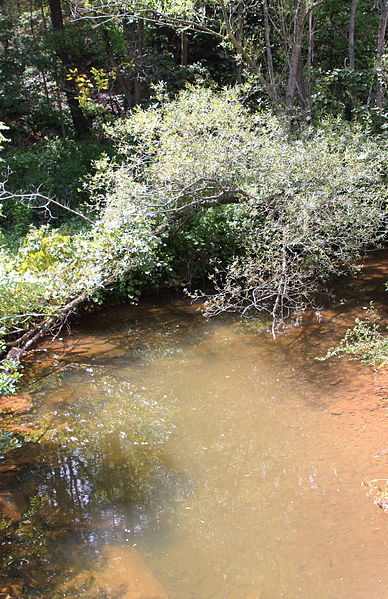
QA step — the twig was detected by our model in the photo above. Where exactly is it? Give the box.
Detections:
[0,185,94,224]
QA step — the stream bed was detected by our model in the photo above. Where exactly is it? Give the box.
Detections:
[0,254,387,599]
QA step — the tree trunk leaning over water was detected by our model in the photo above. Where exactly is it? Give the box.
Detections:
[5,183,247,362]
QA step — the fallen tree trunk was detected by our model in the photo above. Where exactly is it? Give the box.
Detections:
[6,290,90,361]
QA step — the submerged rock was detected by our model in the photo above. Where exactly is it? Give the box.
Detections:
[0,393,33,415]
[0,464,21,488]
[0,492,26,522]
[0,578,24,598]
[4,424,37,435]
[58,545,168,599]
[96,545,168,599]
[244,589,263,599]
[376,496,388,512]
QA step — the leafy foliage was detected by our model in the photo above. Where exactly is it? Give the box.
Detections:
[96,87,386,326]
[317,306,388,366]
[0,431,23,460]
[0,122,8,154]
[0,495,49,573]
[0,359,23,396]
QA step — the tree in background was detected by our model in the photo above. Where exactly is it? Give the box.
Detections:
[0,0,386,139]
[376,0,387,110]
[48,0,90,133]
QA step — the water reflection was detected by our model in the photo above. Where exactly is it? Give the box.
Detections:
[23,383,188,541]
[0,287,387,599]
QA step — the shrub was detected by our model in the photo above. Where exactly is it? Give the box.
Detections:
[317,306,388,367]
[96,87,387,328]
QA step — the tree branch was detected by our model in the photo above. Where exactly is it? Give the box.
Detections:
[0,184,94,224]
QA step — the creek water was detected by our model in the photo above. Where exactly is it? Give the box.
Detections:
[0,255,387,599]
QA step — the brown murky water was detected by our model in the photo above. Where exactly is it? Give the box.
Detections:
[0,254,387,599]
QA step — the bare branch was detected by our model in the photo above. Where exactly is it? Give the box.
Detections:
[0,183,94,224]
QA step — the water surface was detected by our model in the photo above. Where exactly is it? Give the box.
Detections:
[1,257,387,599]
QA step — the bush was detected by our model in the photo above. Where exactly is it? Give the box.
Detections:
[96,87,387,327]
[317,306,388,367]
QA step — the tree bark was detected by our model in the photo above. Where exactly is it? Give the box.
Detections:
[263,0,278,103]
[296,54,307,106]
[235,3,243,84]
[306,11,314,105]
[123,17,144,107]
[102,28,132,110]
[285,0,307,112]
[376,0,388,110]
[29,0,51,108]
[218,0,278,105]
[180,30,188,66]
[348,0,358,69]
[48,0,90,135]
[133,18,144,106]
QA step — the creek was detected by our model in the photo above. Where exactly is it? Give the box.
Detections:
[0,254,387,599]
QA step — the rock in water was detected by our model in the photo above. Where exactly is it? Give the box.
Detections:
[57,545,168,599]
[363,479,388,513]
[244,589,263,599]
[0,464,21,488]
[96,545,168,599]
[0,393,33,415]
[0,578,24,598]
[0,492,26,521]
